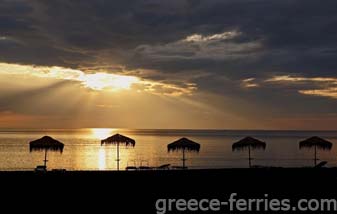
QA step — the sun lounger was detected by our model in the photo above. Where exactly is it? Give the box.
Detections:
[314,161,328,168]
[157,164,171,170]
[138,166,153,170]
[172,166,188,170]
[126,166,138,171]
[35,165,47,173]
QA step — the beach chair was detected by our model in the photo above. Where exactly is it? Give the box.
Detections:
[156,164,171,170]
[172,166,188,170]
[138,166,153,170]
[126,160,138,171]
[35,165,47,173]
[52,169,67,173]
[126,166,138,171]
[138,160,153,170]
[314,161,328,168]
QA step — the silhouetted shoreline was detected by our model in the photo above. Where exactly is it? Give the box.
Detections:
[1,168,337,181]
[2,168,337,197]
[1,168,337,213]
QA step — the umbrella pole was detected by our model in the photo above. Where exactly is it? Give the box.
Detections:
[314,145,317,167]
[44,149,48,168]
[248,146,251,168]
[117,142,120,171]
[182,148,186,169]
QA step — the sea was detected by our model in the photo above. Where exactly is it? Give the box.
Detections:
[0,129,337,171]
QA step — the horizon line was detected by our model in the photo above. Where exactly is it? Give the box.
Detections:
[0,128,337,132]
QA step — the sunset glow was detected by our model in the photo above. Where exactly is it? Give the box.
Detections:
[80,73,140,91]
[91,128,116,140]
[0,63,140,91]
[0,0,336,130]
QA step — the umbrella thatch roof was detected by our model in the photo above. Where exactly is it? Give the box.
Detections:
[299,136,333,150]
[29,136,64,152]
[101,134,136,147]
[232,137,266,151]
[168,138,200,152]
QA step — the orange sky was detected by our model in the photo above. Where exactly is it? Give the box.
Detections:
[0,64,336,130]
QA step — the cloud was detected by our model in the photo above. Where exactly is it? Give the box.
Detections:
[183,31,240,42]
[265,75,337,99]
[134,30,262,62]
[1,0,337,81]
[266,76,337,83]
[0,63,196,95]
[0,0,337,129]
[241,78,260,88]
[300,88,337,99]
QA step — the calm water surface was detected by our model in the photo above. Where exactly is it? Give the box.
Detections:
[0,129,337,170]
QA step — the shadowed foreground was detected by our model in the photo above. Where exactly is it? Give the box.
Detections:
[1,168,337,213]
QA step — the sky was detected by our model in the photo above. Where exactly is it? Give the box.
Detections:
[0,0,337,130]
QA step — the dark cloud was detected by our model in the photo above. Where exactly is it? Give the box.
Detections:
[0,0,336,125]
[1,0,337,71]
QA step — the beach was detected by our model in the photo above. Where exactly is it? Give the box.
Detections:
[1,129,337,171]
[2,168,337,195]
[1,168,337,213]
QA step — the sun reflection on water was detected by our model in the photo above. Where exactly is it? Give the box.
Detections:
[91,128,117,140]
[98,147,106,170]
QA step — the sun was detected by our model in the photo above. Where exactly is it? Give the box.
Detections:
[91,128,117,140]
[80,73,140,91]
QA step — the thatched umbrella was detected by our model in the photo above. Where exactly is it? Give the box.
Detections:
[168,138,200,169]
[101,134,136,171]
[299,136,333,167]
[232,137,266,168]
[29,136,64,168]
